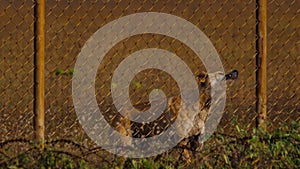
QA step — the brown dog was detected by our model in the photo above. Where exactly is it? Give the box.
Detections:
[114,70,238,162]
[170,70,238,163]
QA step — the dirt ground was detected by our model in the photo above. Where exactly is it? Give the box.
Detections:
[0,0,299,147]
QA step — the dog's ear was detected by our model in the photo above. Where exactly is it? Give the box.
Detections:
[197,71,208,84]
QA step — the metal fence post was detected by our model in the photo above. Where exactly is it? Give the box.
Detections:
[34,0,45,150]
[256,0,267,131]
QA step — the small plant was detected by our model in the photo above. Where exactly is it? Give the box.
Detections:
[55,68,75,76]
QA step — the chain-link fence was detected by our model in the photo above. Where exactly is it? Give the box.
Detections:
[1,0,299,167]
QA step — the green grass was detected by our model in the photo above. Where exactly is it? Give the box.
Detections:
[1,121,299,169]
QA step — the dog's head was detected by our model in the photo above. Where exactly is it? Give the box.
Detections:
[197,69,239,88]
[196,69,239,109]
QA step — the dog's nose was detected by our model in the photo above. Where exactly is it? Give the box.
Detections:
[225,70,239,80]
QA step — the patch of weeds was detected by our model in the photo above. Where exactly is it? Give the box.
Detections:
[55,68,75,76]
[195,121,300,168]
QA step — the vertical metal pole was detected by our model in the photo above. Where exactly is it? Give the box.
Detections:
[34,0,45,150]
[256,0,267,131]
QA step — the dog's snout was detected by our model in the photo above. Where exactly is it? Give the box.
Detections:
[225,70,238,80]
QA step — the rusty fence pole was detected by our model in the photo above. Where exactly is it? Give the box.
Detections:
[256,0,267,131]
[34,0,45,150]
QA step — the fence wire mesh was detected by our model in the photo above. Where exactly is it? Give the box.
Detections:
[0,0,35,141]
[0,0,299,167]
[43,0,258,140]
[267,0,299,125]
